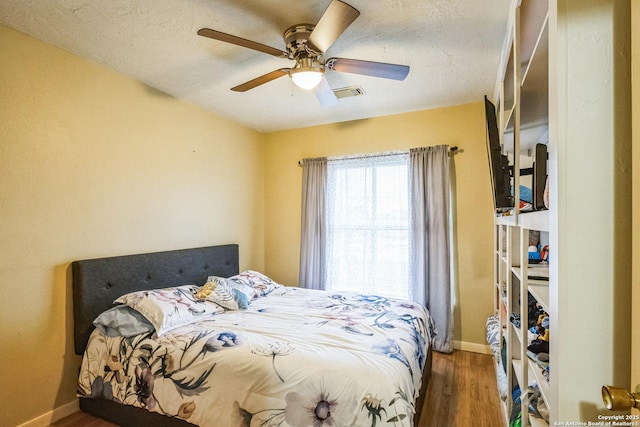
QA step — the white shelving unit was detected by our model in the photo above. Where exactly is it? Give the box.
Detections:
[491,1,551,426]
[493,1,631,424]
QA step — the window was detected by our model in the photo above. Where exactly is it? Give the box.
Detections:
[300,145,452,352]
[325,153,411,300]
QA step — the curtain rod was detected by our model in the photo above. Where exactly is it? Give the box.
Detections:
[297,146,461,167]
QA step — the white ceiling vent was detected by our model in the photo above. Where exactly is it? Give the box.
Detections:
[332,85,366,99]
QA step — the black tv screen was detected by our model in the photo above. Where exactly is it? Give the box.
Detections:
[484,96,514,212]
[532,142,548,210]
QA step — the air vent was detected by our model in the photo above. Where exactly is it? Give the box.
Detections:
[332,85,366,99]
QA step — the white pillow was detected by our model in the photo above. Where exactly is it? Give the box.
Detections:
[227,270,284,297]
[114,285,221,336]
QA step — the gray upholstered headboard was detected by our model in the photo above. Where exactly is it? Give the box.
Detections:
[72,244,239,355]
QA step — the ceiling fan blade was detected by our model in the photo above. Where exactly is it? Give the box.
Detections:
[314,75,338,107]
[308,0,360,53]
[231,69,291,92]
[325,57,410,80]
[198,28,289,58]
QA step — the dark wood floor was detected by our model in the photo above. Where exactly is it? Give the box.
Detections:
[51,350,503,427]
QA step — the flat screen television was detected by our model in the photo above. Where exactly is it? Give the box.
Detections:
[532,142,548,211]
[484,96,514,212]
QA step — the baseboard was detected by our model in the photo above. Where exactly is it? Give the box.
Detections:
[16,399,79,427]
[453,340,492,354]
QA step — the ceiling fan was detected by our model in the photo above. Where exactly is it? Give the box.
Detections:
[197,0,410,107]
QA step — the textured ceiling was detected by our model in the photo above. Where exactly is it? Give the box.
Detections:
[0,0,510,132]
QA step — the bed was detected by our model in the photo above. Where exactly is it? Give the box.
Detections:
[72,244,433,427]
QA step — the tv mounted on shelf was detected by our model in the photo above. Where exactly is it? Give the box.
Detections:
[532,142,548,211]
[484,96,514,212]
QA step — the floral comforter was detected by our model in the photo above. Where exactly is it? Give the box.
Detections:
[78,287,433,427]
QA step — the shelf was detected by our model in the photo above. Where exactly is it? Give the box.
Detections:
[514,358,552,427]
[520,21,549,152]
[496,215,517,226]
[519,3,549,157]
[512,359,524,388]
[502,42,515,114]
[511,266,523,282]
[529,358,551,406]
[514,358,552,426]
[521,13,549,88]
[493,2,551,424]
[511,322,523,346]
[519,210,549,232]
[496,210,549,231]
[528,282,549,312]
[503,104,515,134]
[529,415,549,427]
[527,265,549,280]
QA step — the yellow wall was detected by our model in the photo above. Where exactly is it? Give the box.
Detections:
[0,24,265,427]
[263,103,495,349]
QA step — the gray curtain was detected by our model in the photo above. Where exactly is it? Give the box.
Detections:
[299,157,327,289]
[410,145,452,353]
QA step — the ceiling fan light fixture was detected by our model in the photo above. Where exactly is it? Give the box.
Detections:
[291,69,323,89]
[290,57,324,90]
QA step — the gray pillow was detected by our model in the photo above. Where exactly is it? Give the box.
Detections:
[93,305,154,337]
